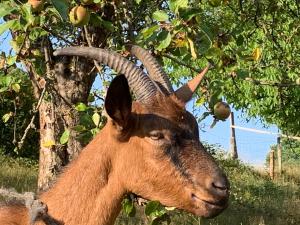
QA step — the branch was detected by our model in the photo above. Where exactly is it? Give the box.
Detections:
[245,77,299,87]
[83,26,103,74]
[162,53,210,83]
[17,87,46,150]
[42,26,75,46]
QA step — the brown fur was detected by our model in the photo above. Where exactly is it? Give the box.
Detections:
[0,93,229,225]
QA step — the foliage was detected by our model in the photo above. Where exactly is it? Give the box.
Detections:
[267,138,300,165]
[0,66,39,158]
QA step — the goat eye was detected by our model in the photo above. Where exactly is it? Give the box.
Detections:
[149,131,164,140]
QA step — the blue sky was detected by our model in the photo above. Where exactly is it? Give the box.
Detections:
[1,30,278,167]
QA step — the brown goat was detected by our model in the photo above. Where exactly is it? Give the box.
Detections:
[0,46,229,225]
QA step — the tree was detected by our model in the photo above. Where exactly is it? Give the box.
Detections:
[1,0,299,190]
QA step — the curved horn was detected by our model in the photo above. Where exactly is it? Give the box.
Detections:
[175,65,209,103]
[53,47,157,104]
[127,45,174,94]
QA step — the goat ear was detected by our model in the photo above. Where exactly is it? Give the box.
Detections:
[105,75,132,130]
[175,65,209,103]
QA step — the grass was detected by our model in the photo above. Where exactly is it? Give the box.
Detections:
[0,153,299,225]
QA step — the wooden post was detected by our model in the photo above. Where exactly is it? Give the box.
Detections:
[269,150,275,180]
[277,136,282,175]
[230,112,238,159]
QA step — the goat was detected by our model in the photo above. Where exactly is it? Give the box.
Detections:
[0,45,229,225]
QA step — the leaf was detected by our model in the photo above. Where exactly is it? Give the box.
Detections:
[145,201,160,216]
[152,10,169,21]
[50,0,69,21]
[252,47,262,61]
[0,2,16,18]
[165,206,176,211]
[29,28,48,41]
[169,0,188,13]
[141,25,160,39]
[205,47,223,59]
[11,83,20,93]
[42,140,55,147]
[2,112,13,123]
[75,103,87,112]
[21,4,35,29]
[122,198,136,217]
[198,112,210,122]
[135,0,142,4]
[60,129,70,145]
[195,96,206,106]
[7,56,17,66]
[72,125,86,132]
[156,31,172,51]
[92,112,100,127]
[187,38,197,58]
[0,20,17,36]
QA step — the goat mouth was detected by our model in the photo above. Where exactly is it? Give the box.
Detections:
[191,193,228,217]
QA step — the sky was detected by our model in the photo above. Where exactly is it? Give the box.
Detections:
[0,29,279,167]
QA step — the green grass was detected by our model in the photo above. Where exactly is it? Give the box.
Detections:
[0,154,299,225]
[0,154,38,193]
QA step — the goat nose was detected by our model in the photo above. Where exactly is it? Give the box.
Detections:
[210,175,229,195]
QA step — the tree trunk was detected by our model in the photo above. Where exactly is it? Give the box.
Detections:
[37,54,98,191]
[30,23,113,190]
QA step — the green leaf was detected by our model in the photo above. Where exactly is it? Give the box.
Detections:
[152,10,169,21]
[195,96,206,106]
[145,201,160,216]
[60,129,70,145]
[135,0,142,4]
[29,28,48,41]
[2,112,13,123]
[92,112,100,127]
[156,31,172,51]
[141,25,160,39]
[50,0,69,21]
[21,4,35,29]
[0,2,16,18]
[7,56,17,66]
[11,83,20,93]
[205,47,223,59]
[101,20,115,32]
[72,125,86,132]
[75,103,88,112]
[169,0,188,13]
[122,198,136,217]
[0,20,17,36]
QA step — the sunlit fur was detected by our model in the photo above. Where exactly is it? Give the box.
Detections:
[0,93,229,225]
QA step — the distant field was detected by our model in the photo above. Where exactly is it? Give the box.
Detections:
[0,154,299,225]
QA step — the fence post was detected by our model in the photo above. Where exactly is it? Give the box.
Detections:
[277,136,282,175]
[269,149,275,180]
[230,112,238,159]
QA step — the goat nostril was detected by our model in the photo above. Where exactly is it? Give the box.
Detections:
[212,181,227,190]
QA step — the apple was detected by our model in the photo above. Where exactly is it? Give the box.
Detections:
[69,6,90,27]
[28,0,44,13]
[213,101,231,120]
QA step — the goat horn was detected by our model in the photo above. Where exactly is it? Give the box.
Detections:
[127,45,174,94]
[174,65,210,103]
[53,47,157,104]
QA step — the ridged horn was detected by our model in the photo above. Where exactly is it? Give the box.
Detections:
[175,65,210,103]
[127,45,174,94]
[53,47,157,104]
